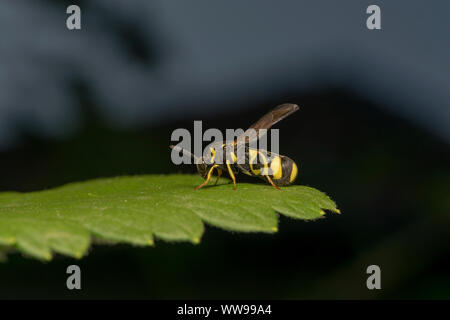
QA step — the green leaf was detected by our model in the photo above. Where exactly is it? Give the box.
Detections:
[0,174,339,261]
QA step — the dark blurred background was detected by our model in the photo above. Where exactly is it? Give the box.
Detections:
[0,0,449,299]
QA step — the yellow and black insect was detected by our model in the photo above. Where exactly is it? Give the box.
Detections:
[171,103,299,190]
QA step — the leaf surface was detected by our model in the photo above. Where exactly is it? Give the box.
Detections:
[0,175,339,260]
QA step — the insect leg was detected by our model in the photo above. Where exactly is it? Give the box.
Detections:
[214,168,222,185]
[195,164,219,190]
[266,175,281,190]
[226,161,237,190]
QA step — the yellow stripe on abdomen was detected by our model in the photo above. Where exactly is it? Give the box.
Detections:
[270,156,282,179]
[290,162,298,183]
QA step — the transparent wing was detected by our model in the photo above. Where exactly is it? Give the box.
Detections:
[235,103,299,145]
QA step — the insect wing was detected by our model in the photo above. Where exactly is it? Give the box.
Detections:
[235,103,299,145]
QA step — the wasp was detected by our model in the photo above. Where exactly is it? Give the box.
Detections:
[170,103,299,190]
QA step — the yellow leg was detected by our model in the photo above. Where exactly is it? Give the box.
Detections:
[226,161,237,190]
[196,165,218,190]
[266,176,280,190]
[214,169,222,185]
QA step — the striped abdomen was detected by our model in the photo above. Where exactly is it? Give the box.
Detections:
[237,148,298,186]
